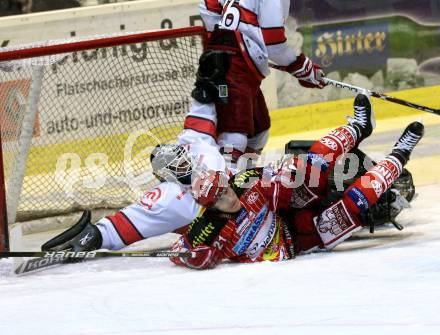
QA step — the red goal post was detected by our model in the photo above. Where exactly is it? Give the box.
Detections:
[0,27,207,62]
[0,26,207,252]
[0,130,9,251]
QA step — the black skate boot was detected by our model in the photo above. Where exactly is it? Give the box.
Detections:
[347,93,375,143]
[391,121,425,165]
[41,210,102,252]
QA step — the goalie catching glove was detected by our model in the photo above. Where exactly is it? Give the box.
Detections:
[282,53,327,89]
[191,170,229,207]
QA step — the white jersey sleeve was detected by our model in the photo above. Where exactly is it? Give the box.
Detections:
[96,182,202,250]
[200,0,298,77]
[199,0,225,32]
[259,0,297,66]
[187,136,227,173]
[180,100,227,173]
[182,100,217,139]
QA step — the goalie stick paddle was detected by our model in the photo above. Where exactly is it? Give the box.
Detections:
[0,251,195,275]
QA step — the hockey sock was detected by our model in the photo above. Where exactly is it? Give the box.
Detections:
[343,155,403,216]
[305,125,358,193]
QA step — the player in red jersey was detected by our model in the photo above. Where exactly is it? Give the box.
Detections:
[170,93,424,269]
[42,94,422,267]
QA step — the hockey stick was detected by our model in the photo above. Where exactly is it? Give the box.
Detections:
[268,63,440,116]
[323,77,440,116]
[0,250,194,258]
[1,250,194,275]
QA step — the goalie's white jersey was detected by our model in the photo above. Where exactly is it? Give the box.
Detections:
[97,182,202,250]
[201,0,298,78]
[96,134,223,249]
[96,102,225,250]
[179,101,226,174]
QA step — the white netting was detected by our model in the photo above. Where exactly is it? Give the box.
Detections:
[0,30,162,69]
[0,27,205,222]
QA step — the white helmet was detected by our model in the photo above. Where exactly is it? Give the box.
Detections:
[150,144,193,184]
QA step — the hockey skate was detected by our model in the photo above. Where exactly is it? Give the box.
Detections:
[365,121,424,231]
[41,210,102,252]
[391,121,425,165]
[347,93,376,142]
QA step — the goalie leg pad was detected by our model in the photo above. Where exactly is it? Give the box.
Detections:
[313,199,362,249]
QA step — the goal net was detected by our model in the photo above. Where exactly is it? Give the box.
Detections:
[0,27,207,250]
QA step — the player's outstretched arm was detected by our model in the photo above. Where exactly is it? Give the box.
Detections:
[278,53,327,89]
[170,188,241,269]
[257,0,327,89]
[170,235,224,270]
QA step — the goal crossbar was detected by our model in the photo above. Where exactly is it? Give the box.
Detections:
[0,26,207,62]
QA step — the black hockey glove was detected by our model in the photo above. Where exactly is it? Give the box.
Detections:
[191,49,231,104]
[41,210,102,252]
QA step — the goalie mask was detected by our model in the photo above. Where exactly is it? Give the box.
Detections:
[150,144,193,185]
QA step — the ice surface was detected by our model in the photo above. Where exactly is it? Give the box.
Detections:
[1,112,440,335]
[1,183,439,335]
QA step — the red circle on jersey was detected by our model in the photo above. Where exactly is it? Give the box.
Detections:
[140,187,162,210]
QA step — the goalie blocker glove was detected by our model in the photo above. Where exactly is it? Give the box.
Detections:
[41,210,102,252]
[282,53,327,89]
